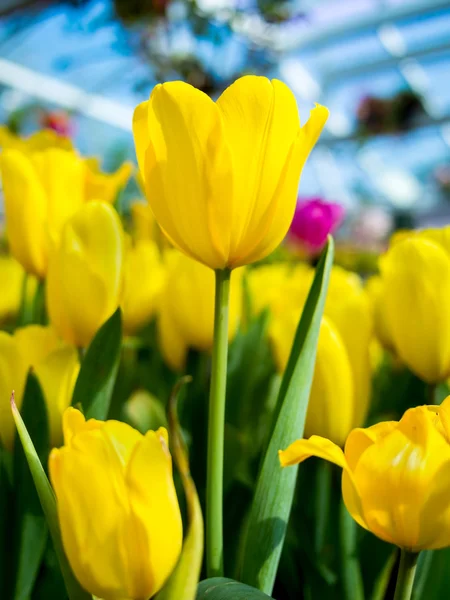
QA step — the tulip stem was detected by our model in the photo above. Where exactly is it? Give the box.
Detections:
[394,550,419,600]
[206,268,231,578]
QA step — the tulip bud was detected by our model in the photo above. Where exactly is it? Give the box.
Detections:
[121,239,165,336]
[49,407,183,600]
[46,202,124,348]
[380,226,450,383]
[0,326,79,450]
[0,254,24,324]
[280,395,450,551]
[133,75,328,269]
[158,251,242,370]
[252,264,372,445]
[1,148,86,277]
[130,201,156,241]
[288,197,344,254]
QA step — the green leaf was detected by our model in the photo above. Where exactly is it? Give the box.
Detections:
[13,373,49,600]
[11,393,93,600]
[0,449,13,598]
[239,238,334,594]
[196,578,273,599]
[72,308,122,420]
[156,377,204,600]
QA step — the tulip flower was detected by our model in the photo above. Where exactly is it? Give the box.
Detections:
[46,202,124,348]
[379,226,450,383]
[0,126,73,153]
[280,395,450,552]
[121,239,165,335]
[288,197,344,254]
[0,326,79,450]
[130,201,156,241]
[252,264,372,446]
[49,407,182,600]
[366,275,395,352]
[0,254,24,324]
[84,157,133,204]
[133,75,328,270]
[1,147,86,277]
[158,251,242,371]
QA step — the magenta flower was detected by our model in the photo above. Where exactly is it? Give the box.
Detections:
[288,197,344,253]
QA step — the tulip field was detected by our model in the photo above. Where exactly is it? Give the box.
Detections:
[1,75,450,600]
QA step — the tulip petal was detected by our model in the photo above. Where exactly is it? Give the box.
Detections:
[34,346,80,447]
[1,149,48,276]
[14,325,60,367]
[126,429,183,597]
[144,82,233,268]
[0,332,28,450]
[279,435,367,531]
[47,202,124,348]
[279,435,347,468]
[217,77,300,262]
[304,317,354,447]
[132,100,150,180]
[345,421,398,471]
[31,149,85,244]
[49,430,134,599]
[324,267,373,428]
[353,406,450,550]
[381,237,450,383]
[121,240,165,336]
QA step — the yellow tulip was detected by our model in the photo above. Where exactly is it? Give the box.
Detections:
[280,396,450,551]
[1,147,86,277]
[49,407,182,600]
[0,326,79,450]
[252,264,372,446]
[130,201,156,241]
[380,226,450,383]
[158,251,242,370]
[133,76,328,270]
[84,157,133,204]
[121,239,165,335]
[0,254,24,323]
[366,275,395,352]
[0,126,73,152]
[46,202,124,348]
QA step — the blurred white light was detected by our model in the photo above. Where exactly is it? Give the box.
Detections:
[378,23,406,57]
[376,169,422,209]
[0,58,133,131]
[279,58,320,101]
[196,0,236,12]
[400,58,429,94]
[1,88,28,112]
[325,112,353,137]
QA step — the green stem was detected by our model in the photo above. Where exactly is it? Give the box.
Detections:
[315,461,332,556]
[206,268,231,578]
[339,498,365,600]
[17,272,31,326]
[32,279,46,325]
[394,550,419,600]
[428,384,436,404]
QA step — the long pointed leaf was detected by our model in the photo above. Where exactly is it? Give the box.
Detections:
[156,377,204,600]
[197,578,273,599]
[11,393,92,600]
[13,373,49,600]
[72,308,122,420]
[240,238,334,594]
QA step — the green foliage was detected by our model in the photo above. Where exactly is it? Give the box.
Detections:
[239,238,334,594]
[197,578,274,599]
[72,308,122,420]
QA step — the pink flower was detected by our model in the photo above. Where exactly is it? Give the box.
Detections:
[288,197,344,253]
